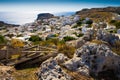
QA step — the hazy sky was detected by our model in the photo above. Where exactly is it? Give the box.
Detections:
[0,0,120,13]
[0,0,119,24]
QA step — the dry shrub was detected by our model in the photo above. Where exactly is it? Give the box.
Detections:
[11,39,24,48]
[57,44,75,58]
[91,40,108,45]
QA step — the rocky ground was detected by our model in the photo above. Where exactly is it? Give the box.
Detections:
[36,29,120,80]
[0,66,14,80]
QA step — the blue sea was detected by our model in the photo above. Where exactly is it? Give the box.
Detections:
[0,12,75,25]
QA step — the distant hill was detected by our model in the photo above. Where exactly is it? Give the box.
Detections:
[76,6,120,22]
[0,21,19,27]
[37,13,54,20]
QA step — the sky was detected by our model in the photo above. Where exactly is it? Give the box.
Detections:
[0,0,120,24]
[0,0,120,12]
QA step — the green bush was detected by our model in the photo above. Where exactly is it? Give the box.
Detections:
[109,20,120,29]
[77,33,84,37]
[77,21,82,26]
[0,35,6,44]
[108,29,117,33]
[72,25,78,28]
[63,36,76,42]
[29,35,42,42]
[86,20,93,24]
[109,20,117,24]
[115,22,120,29]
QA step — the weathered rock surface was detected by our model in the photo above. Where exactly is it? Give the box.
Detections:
[37,13,54,20]
[54,53,69,63]
[0,66,14,80]
[96,29,119,45]
[64,42,120,79]
[37,54,72,80]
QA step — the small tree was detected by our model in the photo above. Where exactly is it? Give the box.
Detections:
[63,36,76,42]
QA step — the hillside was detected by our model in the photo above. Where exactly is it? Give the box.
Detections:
[0,21,19,27]
[76,6,120,22]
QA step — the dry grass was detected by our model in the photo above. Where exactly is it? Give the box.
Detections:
[57,44,75,58]
[60,65,93,80]
[80,12,113,22]
[12,68,38,80]
[11,55,20,59]
[91,40,108,45]
[112,40,120,55]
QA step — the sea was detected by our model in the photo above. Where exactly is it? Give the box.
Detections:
[0,12,75,25]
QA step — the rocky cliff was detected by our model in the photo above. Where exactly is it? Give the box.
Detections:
[37,13,54,20]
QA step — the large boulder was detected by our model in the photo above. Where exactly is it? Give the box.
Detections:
[64,42,120,79]
[37,56,72,80]
[96,29,119,45]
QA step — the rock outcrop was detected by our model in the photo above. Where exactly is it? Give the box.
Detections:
[37,54,72,80]
[76,29,119,48]
[37,13,54,20]
[0,21,19,27]
[64,42,120,79]
[96,29,119,45]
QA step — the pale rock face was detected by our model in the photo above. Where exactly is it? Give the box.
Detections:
[54,53,69,63]
[37,57,72,80]
[64,43,120,79]
[76,37,86,48]
[96,29,119,45]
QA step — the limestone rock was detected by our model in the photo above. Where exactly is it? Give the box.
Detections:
[76,37,86,48]
[37,57,72,80]
[54,53,69,63]
[96,29,119,45]
[64,43,120,79]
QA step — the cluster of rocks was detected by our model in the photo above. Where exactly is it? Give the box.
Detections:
[37,41,120,80]
[0,66,14,80]
[64,42,120,79]
[76,29,120,48]
[96,29,119,45]
[37,54,71,80]
[76,29,94,48]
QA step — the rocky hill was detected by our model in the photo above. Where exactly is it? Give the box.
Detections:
[37,13,54,20]
[0,21,19,27]
[76,6,120,22]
